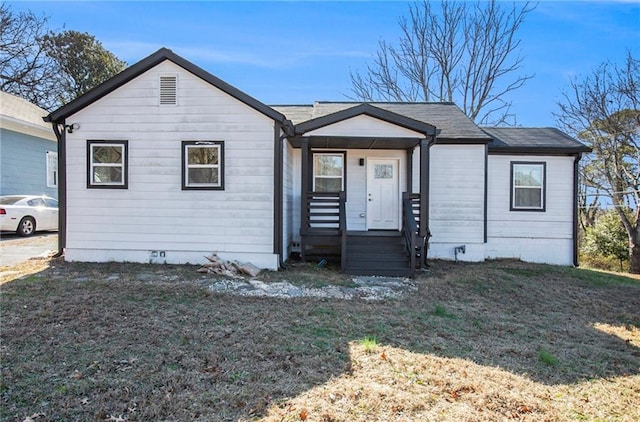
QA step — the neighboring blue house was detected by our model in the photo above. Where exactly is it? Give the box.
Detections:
[1,91,57,198]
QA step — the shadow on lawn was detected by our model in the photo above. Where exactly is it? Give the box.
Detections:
[0,259,638,421]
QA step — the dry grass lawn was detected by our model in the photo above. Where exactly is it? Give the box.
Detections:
[1,257,639,421]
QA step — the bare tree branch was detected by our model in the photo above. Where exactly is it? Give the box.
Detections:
[1,3,127,110]
[348,0,535,125]
[0,3,59,110]
[555,53,640,272]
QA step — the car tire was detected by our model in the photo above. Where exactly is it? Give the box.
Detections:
[17,217,35,237]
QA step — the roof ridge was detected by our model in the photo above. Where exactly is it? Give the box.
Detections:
[46,47,286,124]
[314,101,456,105]
[481,126,560,130]
[270,104,314,107]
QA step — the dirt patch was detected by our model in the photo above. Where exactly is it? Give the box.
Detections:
[1,258,638,421]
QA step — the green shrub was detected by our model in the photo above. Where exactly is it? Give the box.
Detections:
[581,209,630,272]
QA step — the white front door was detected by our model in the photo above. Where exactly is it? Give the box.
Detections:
[367,158,400,230]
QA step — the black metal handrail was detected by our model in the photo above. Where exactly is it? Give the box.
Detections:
[402,193,419,274]
[338,191,347,272]
[403,192,432,271]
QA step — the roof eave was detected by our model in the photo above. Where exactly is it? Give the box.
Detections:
[1,115,57,141]
[488,146,592,155]
[45,48,286,124]
[435,137,493,145]
[295,103,437,137]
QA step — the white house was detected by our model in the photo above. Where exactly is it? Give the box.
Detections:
[44,48,589,276]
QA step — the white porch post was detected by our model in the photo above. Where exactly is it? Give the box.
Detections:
[419,138,429,238]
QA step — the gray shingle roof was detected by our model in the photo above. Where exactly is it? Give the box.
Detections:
[271,105,314,124]
[0,91,55,140]
[273,101,490,141]
[273,102,590,154]
[482,127,591,153]
[1,91,51,130]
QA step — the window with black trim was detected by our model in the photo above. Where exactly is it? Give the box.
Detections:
[313,152,345,192]
[87,140,128,188]
[511,161,545,211]
[182,141,224,190]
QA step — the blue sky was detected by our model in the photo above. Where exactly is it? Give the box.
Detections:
[10,1,640,126]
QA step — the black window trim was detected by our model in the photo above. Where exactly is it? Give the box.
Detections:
[181,140,225,191]
[86,140,129,189]
[311,150,347,194]
[510,161,546,212]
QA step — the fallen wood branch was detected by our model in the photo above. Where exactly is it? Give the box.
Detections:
[198,254,261,278]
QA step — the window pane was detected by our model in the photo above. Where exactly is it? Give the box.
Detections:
[27,198,45,207]
[514,165,542,187]
[93,146,122,164]
[93,166,122,183]
[188,168,219,185]
[514,188,542,208]
[188,147,218,165]
[374,164,393,179]
[44,198,58,208]
[315,178,342,192]
[0,196,24,205]
[315,155,343,176]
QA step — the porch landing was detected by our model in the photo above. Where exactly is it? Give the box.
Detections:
[343,231,413,277]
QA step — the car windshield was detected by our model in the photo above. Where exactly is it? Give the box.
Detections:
[0,196,26,205]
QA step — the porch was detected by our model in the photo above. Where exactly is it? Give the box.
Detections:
[288,103,437,277]
[299,191,429,277]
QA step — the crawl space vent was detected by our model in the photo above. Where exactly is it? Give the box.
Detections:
[159,75,177,105]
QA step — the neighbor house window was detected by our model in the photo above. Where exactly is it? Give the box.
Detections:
[511,162,545,211]
[313,152,345,192]
[46,150,58,188]
[87,140,128,188]
[182,141,224,190]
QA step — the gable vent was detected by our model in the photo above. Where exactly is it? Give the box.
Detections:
[159,75,177,105]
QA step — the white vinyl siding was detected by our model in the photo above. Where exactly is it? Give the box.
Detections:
[305,114,424,138]
[487,155,574,265]
[64,60,277,268]
[410,143,488,261]
[283,136,295,256]
[428,144,485,260]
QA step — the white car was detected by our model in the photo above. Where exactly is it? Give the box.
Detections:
[0,195,59,236]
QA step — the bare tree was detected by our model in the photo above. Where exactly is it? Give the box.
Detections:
[0,3,58,110]
[556,53,640,273]
[349,0,535,125]
[1,4,126,110]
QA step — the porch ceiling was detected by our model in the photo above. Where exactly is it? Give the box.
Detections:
[288,135,421,149]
